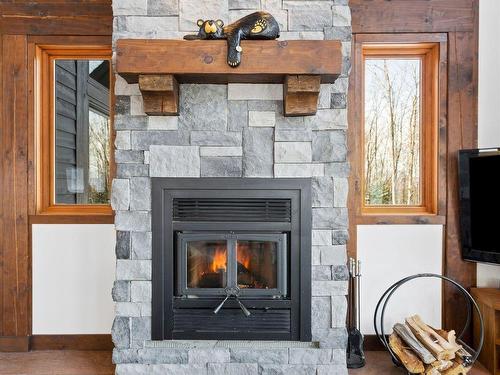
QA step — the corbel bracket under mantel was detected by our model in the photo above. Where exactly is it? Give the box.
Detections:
[116,39,342,117]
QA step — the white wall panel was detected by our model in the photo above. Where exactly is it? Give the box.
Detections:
[32,224,116,334]
[357,225,443,334]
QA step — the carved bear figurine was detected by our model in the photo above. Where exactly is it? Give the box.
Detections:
[184,11,280,67]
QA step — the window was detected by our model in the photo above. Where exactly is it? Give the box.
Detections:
[360,42,439,215]
[36,45,112,216]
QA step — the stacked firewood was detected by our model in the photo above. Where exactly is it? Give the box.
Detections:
[389,315,473,375]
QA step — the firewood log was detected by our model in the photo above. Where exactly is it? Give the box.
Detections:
[431,360,453,371]
[406,316,455,361]
[412,315,461,352]
[393,323,436,364]
[441,361,470,375]
[389,333,425,374]
[434,328,472,364]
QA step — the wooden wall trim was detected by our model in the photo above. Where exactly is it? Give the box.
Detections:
[0,336,30,352]
[30,334,113,351]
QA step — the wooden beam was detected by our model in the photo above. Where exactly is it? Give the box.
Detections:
[116,39,342,84]
[284,75,321,116]
[139,75,179,116]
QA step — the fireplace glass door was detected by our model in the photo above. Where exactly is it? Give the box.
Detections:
[177,233,287,298]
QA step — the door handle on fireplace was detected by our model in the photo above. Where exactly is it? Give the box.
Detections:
[213,287,251,317]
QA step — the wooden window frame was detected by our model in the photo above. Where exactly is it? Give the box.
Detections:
[34,44,114,219]
[350,34,447,225]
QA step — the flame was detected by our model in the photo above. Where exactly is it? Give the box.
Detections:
[237,244,251,270]
[211,246,226,272]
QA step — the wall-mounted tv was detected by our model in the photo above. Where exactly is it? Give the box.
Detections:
[458,148,500,264]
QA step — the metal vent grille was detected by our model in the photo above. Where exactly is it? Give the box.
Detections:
[172,198,292,222]
[173,309,291,334]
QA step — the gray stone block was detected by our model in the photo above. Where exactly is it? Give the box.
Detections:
[112,316,130,349]
[332,5,351,26]
[331,349,347,365]
[330,93,347,109]
[191,131,242,146]
[274,129,313,142]
[131,316,151,348]
[306,109,347,130]
[112,179,130,211]
[149,145,200,177]
[116,96,131,115]
[208,363,258,375]
[201,157,243,177]
[147,0,178,15]
[324,162,350,178]
[116,302,141,317]
[131,130,189,150]
[116,364,207,375]
[324,26,352,41]
[115,115,148,130]
[332,230,349,245]
[313,266,332,281]
[312,230,332,246]
[113,0,147,16]
[116,164,149,178]
[331,296,348,328]
[274,142,312,163]
[311,296,331,329]
[131,231,152,260]
[247,100,280,111]
[148,116,178,130]
[227,101,248,131]
[332,265,348,281]
[313,327,348,349]
[274,164,324,178]
[116,231,131,259]
[249,111,275,127]
[228,84,282,101]
[333,178,348,207]
[320,245,347,265]
[179,85,227,130]
[312,280,348,296]
[242,128,274,177]
[116,260,152,280]
[115,211,151,232]
[312,207,348,229]
[116,131,132,150]
[312,176,334,207]
[116,150,144,164]
[289,348,332,364]
[113,348,138,364]
[114,16,179,38]
[317,365,348,375]
[312,131,347,162]
[230,348,288,364]
[137,348,188,364]
[200,147,243,157]
[113,280,131,302]
[275,114,305,130]
[188,348,230,364]
[229,0,260,10]
[179,0,228,31]
[131,281,152,302]
[260,365,316,375]
[288,10,333,31]
[130,177,151,211]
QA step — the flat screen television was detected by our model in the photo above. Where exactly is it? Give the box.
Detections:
[458,148,500,264]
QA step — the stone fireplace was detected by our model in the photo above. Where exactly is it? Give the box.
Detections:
[111,0,351,374]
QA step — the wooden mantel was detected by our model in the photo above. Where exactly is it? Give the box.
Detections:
[116,39,342,116]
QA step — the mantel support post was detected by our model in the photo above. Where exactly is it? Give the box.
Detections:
[138,74,179,116]
[284,75,321,117]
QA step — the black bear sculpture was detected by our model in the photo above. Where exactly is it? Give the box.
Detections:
[184,11,280,68]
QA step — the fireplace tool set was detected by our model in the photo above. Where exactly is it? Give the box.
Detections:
[347,257,366,368]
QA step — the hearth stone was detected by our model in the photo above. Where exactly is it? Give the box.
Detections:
[112,0,351,373]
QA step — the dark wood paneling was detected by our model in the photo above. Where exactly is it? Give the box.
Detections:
[1,35,30,339]
[350,0,476,33]
[0,336,30,352]
[30,334,113,351]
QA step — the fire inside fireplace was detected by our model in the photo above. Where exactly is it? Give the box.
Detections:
[178,233,287,297]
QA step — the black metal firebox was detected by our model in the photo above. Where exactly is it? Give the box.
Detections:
[152,178,312,341]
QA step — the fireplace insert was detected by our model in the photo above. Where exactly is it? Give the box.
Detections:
[152,178,311,341]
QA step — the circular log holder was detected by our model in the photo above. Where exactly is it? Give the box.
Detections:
[373,273,484,374]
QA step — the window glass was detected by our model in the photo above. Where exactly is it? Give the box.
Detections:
[54,59,110,204]
[364,58,421,206]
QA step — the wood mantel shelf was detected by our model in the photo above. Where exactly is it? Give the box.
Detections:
[116,39,342,116]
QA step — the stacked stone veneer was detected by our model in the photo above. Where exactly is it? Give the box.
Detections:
[111,0,351,374]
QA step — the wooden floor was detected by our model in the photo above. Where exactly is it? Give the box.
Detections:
[348,352,491,375]
[0,350,490,375]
